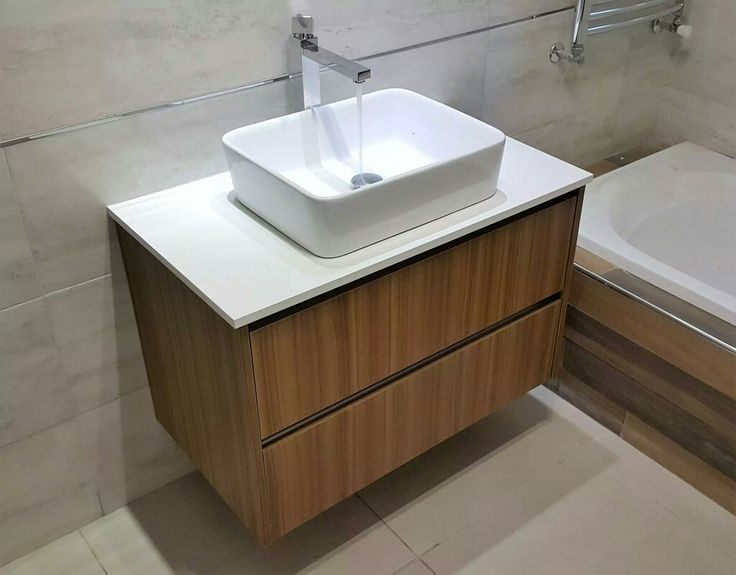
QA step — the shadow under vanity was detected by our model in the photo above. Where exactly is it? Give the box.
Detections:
[109,139,590,544]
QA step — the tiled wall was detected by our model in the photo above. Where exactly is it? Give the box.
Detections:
[0,0,680,564]
[651,0,736,157]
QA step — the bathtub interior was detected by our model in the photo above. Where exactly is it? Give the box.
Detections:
[579,142,736,326]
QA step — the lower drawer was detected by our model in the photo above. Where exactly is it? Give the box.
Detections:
[262,300,561,539]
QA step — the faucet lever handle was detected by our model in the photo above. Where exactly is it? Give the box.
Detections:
[291,14,315,39]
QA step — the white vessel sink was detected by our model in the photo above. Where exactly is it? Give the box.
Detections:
[223,88,506,257]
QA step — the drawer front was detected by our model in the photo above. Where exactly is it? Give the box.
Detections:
[251,197,576,437]
[262,301,561,538]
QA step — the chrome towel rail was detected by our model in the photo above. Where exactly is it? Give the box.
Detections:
[549,0,685,64]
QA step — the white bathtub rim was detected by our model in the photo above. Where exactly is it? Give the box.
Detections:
[577,234,736,326]
[579,142,736,327]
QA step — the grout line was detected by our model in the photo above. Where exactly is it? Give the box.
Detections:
[79,527,110,575]
[0,5,575,149]
[355,491,419,560]
[419,557,438,574]
[0,383,149,452]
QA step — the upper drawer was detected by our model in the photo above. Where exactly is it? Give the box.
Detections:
[262,301,561,539]
[250,196,576,437]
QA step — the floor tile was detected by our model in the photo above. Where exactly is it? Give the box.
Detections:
[422,434,735,575]
[359,386,608,554]
[392,559,435,575]
[81,472,415,575]
[615,417,736,559]
[0,531,103,575]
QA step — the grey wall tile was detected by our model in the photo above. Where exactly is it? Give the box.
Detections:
[653,88,736,157]
[46,275,147,414]
[289,0,492,60]
[76,387,193,514]
[319,31,489,119]
[0,151,41,309]
[489,0,572,25]
[0,418,102,565]
[482,11,627,136]
[516,102,620,167]
[6,80,292,293]
[671,0,736,111]
[0,298,77,448]
[650,0,736,157]
[0,0,291,138]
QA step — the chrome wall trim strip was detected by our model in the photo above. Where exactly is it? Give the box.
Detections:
[574,264,736,354]
[0,5,574,149]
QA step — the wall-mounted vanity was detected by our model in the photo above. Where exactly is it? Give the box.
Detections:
[109,115,590,544]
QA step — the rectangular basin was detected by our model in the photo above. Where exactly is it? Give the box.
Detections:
[223,88,506,257]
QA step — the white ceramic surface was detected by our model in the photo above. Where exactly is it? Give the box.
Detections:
[108,138,590,328]
[579,142,736,325]
[223,89,506,257]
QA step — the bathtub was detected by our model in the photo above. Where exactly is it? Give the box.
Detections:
[578,142,736,326]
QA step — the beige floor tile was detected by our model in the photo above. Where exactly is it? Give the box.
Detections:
[392,559,434,575]
[0,531,103,575]
[606,425,736,560]
[81,472,414,575]
[422,435,735,575]
[359,386,608,554]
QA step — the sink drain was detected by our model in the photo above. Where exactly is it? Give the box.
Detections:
[350,172,383,190]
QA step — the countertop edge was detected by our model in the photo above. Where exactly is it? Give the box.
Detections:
[109,140,592,330]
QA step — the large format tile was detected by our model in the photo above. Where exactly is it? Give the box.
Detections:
[392,560,434,575]
[0,418,101,565]
[288,0,492,61]
[0,0,290,138]
[81,473,415,575]
[482,10,627,136]
[489,0,572,25]
[618,416,736,559]
[613,26,677,151]
[516,101,620,167]
[654,87,736,157]
[300,28,489,120]
[672,0,736,111]
[76,387,193,514]
[422,434,735,575]
[0,531,103,575]
[6,80,292,292]
[46,275,147,413]
[359,387,608,555]
[0,298,76,448]
[0,150,40,309]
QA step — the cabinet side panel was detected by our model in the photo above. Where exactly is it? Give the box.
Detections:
[117,226,270,543]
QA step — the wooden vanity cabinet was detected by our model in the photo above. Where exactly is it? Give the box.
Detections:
[117,189,583,545]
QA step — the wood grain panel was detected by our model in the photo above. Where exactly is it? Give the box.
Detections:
[566,307,736,439]
[564,339,736,479]
[251,197,577,437]
[118,228,271,544]
[548,368,627,435]
[570,271,736,400]
[262,301,561,539]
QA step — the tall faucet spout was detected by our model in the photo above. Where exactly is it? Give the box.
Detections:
[300,39,372,83]
[291,14,371,109]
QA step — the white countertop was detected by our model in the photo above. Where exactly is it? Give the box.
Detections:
[109,138,592,328]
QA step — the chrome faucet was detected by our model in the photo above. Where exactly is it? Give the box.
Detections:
[291,14,371,109]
